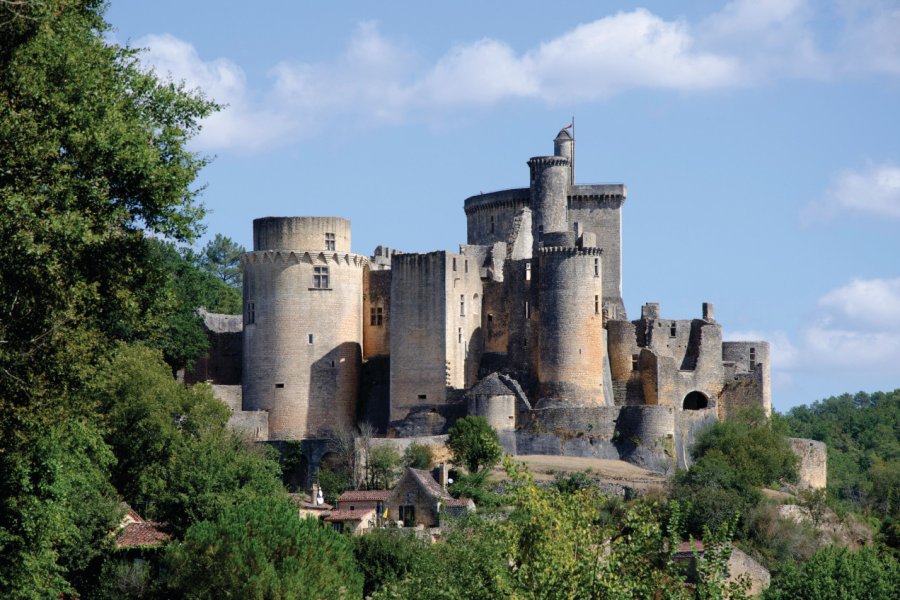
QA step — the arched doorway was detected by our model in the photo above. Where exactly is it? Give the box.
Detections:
[683,391,708,410]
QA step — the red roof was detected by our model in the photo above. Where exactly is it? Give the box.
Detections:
[337,489,391,503]
[115,521,170,548]
[323,508,376,522]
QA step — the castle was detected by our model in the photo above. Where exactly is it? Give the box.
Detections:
[194,128,779,477]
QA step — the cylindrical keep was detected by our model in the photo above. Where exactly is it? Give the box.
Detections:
[468,394,516,431]
[242,224,365,440]
[554,129,574,184]
[528,156,570,240]
[537,247,606,405]
[253,216,351,253]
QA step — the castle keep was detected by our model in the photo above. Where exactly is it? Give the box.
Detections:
[208,128,777,473]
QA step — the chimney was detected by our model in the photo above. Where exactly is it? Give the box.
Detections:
[702,302,715,322]
[433,462,449,490]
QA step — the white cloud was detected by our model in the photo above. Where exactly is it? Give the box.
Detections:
[818,278,900,326]
[130,4,900,152]
[807,162,900,220]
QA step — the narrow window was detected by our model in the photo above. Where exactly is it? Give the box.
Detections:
[464,259,468,273]
[307,333,314,345]
[325,232,336,251]
[458,328,462,343]
[669,323,677,337]
[632,355,639,371]
[275,383,285,389]
[399,505,415,527]
[417,394,427,400]
[749,347,756,371]
[460,294,465,316]
[487,313,494,325]
[574,222,580,236]
[524,301,530,319]
[594,258,600,277]
[370,306,383,326]
[247,301,255,324]
[490,215,495,233]
[525,262,531,281]
[331,360,335,368]
[452,257,457,271]
[313,266,329,289]
[538,225,544,241]
[594,295,600,315]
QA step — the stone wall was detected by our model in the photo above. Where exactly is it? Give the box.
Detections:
[210,385,268,441]
[463,189,530,246]
[363,268,391,358]
[184,311,243,385]
[242,223,365,440]
[444,251,484,393]
[790,437,827,489]
[253,216,351,253]
[722,341,771,416]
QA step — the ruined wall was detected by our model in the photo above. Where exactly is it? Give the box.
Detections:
[481,279,508,354]
[503,258,536,373]
[210,385,268,441]
[536,246,606,406]
[790,438,827,490]
[517,406,620,459]
[183,311,243,385]
[390,252,448,421]
[721,341,771,417]
[363,268,391,358]
[242,217,364,440]
[567,186,626,318]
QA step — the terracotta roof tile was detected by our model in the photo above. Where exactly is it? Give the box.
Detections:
[337,489,391,503]
[323,508,376,522]
[115,521,170,548]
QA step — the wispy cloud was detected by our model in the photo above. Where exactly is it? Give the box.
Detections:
[806,162,900,221]
[131,2,900,152]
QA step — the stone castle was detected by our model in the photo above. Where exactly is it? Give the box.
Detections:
[194,128,785,478]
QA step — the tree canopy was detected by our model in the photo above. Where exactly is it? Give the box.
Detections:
[446,415,503,474]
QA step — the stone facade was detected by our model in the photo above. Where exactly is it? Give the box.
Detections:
[212,128,779,476]
[790,437,827,489]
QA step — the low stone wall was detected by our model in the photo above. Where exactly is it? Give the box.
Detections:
[211,384,268,441]
[790,437,827,489]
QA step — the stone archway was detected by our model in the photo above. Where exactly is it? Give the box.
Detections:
[683,391,709,410]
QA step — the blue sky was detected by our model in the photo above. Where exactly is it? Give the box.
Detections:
[107,1,900,411]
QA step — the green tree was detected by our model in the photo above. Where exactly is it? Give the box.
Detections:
[353,529,432,597]
[403,442,434,470]
[199,233,245,287]
[0,0,215,595]
[446,416,503,474]
[764,545,900,600]
[165,496,363,599]
[369,445,403,489]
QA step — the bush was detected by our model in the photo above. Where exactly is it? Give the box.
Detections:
[446,416,503,473]
[353,529,432,597]
[403,442,434,470]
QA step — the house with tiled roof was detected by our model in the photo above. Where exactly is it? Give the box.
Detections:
[384,468,474,528]
[323,507,378,535]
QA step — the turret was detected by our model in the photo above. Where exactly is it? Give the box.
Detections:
[553,128,574,184]
[528,155,570,249]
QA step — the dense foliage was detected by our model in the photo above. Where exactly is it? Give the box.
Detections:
[779,390,900,522]
[166,496,363,599]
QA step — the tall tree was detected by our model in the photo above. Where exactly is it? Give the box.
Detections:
[198,233,245,287]
[0,1,215,595]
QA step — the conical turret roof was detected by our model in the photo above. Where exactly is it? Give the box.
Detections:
[469,372,514,396]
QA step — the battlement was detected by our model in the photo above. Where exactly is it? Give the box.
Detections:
[241,250,367,268]
[538,246,603,256]
[527,156,571,168]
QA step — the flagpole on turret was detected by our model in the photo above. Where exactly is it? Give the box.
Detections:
[571,114,575,185]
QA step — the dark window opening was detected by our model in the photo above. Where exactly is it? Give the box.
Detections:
[399,505,415,527]
[370,306,383,326]
[460,294,465,316]
[490,215,495,233]
[670,323,677,337]
[331,360,335,368]
[594,295,600,315]
[307,334,314,345]
[465,259,468,273]
[325,232,336,251]
[524,301,530,319]
[331,522,343,533]
[632,355,639,371]
[275,383,285,389]
[458,327,462,343]
[313,266,329,289]
[538,225,544,241]
[452,257,457,271]
[417,394,427,400]
[247,301,255,324]
[525,262,531,281]
[683,391,708,410]
[487,313,493,324]
[594,258,600,277]
[749,347,756,370]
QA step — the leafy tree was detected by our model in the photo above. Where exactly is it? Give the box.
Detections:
[318,466,352,506]
[448,469,501,508]
[764,545,900,600]
[353,529,432,597]
[94,344,283,537]
[165,496,363,599]
[0,0,214,594]
[368,445,403,489]
[403,442,434,470]
[198,233,245,287]
[446,416,503,474]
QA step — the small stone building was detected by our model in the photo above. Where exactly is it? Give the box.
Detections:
[323,508,377,535]
[385,468,473,528]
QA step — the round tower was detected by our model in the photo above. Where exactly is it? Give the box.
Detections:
[528,155,570,246]
[242,216,365,440]
[536,245,606,407]
[553,128,574,184]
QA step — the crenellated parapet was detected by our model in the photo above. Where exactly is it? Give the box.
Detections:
[538,246,603,256]
[241,250,368,269]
